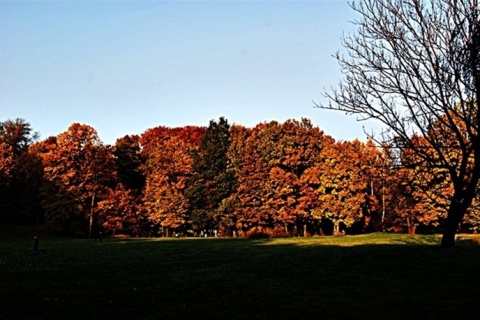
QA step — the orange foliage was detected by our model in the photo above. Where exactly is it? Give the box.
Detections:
[142,127,202,235]
[38,124,117,236]
[20,115,477,238]
[0,142,14,179]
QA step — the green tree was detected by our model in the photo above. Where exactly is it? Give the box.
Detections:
[185,117,236,234]
[113,135,145,196]
[0,118,38,156]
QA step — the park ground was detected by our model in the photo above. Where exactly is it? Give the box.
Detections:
[1,225,479,319]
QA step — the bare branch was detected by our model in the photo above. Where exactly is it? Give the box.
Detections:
[316,0,480,247]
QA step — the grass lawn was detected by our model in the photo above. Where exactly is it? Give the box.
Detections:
[1,226,479,319]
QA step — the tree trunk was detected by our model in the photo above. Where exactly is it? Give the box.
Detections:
[441,218,457,248]
[303,223,307,237]
[441,200,465,248]
[406,217,416,235]
[408,224,416,235]
[88,189,96,239]
[333,222,340,235]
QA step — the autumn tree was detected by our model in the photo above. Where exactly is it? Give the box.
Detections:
[237,121,301,233]
[98,184,143,236]
[13,145,44,224]
[0,140,15,222]
[312,140,379,235]
[141,126,204,236]
[299,133,337,235]
[0,142,14,183]
[39,124,116,237]
[0,119,42,224]
[390,167,447,234]
[143,135,192,236]
[265,119,332,235]
[320,0,480,247]
[385,135,451,234]
[232,123,272,234]
[222,124,253,236]
[463,194,480,232]
[232,119,334,236]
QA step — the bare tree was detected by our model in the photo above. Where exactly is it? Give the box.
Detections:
[318,0,480,247]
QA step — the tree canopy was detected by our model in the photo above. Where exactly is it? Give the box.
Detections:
[2,121,479,238]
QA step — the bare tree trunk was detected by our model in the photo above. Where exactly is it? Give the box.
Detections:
[441,174,479,248]
[406,217,416,235]
[441,201,465,248]
[441,220,457,248]
[317,0,480,248]
[334,222,340,235]
[408,224,416,235]
[88,189,96,239]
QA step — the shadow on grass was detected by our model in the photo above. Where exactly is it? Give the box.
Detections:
[1,234,479,320]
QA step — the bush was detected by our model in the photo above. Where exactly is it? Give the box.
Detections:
[244,226,291,239]
[244,227,270,239]
[267,226,290,238]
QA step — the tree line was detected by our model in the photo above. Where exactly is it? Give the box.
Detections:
[1,117,478,238]
[3,0,480,248]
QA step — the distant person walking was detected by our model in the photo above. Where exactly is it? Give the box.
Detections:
[95,231,103,242]
[33,236,39,255]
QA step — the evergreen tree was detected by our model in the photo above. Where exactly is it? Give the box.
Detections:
[113,135,145,196]
[185,117,236,234]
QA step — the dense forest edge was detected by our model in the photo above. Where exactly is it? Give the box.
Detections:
[1,117,479,240]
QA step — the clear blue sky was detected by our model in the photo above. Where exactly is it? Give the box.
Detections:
[1,0,380,145]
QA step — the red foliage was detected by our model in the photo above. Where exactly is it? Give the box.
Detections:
[244,226,290,238]
[267,226,291,238]
[244,227,270,239]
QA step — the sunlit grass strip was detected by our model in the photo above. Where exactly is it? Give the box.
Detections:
[256,233,444,247]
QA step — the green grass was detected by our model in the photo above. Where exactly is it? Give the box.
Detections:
[1,226,479,320]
